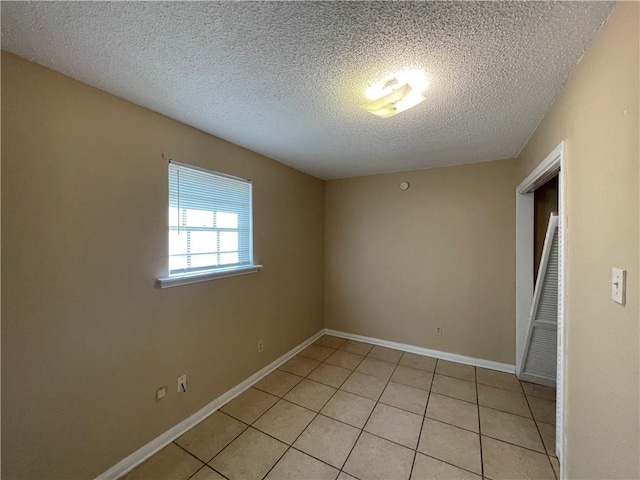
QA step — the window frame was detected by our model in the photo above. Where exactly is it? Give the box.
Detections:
[157,161,262,288]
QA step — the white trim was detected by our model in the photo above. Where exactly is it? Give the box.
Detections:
[515,141,566,471]
[157,264,263,288]
[557,144,568,472]
[97,327,519,479]
[515,192,534,376]
[517,143,563,194]
[97,329,323,480]
[516,143,563,376]
[324,329,515,373]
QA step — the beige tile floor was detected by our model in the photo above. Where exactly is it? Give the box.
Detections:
[122,335,559,480]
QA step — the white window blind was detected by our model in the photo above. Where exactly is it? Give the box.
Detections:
[168,161,253,277]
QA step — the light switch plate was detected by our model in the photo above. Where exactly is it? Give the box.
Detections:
[611,268,626,305]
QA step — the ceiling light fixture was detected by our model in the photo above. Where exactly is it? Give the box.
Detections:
[362,69,429,118]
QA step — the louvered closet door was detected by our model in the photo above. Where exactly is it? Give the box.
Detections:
[521,215,558,386]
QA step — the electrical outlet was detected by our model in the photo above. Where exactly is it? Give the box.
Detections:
[258,340,264,353]
[177,375,187,393]
[436,327,442,336]
[156,386,167,401]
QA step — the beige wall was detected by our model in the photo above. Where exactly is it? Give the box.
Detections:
[3,2,639,477]
[324,158,520,365]
[1,52,325,479]
[518,2,639,478]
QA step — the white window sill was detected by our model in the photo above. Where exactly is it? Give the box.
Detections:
[157,264,263,289]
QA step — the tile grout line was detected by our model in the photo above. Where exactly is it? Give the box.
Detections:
[224,342,556,480]
[125,338,489,479]
[296,346,436,414]
[420,452,486,478]
[477,402,537,421]
[474,365,485,480]
[200,421,251,475]
[408,356,437,480]
[290,445,362,479]
[249,409,491,480]
[175,338,556,480]
[431,372,541,408]
[519,380,558,480]
[188,464,230,480]
[421,366,554,476]
[173,442,231,480]
[173,449,207,480]
[208,343,339,479]
[309,407,526,471]
[312,340,390,477]
[314,412,414,453]
[520,381,557,401]
[259,340,354,480]
[173,407,252,474]
[413,362,495,478]
[184,351,555,479]
[317,372,431,417]
[240,373,550,470]
[184,465,207,480]
[337,346,405,478]
[260,337,375,480]
[397,383,539,423]
[333,342,381,477]
[185,465,215,480]
[428,376,547,419]
[477,434,550,457]
[129,342,334,479]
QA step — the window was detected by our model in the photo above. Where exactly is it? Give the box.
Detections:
[158,161,261,288]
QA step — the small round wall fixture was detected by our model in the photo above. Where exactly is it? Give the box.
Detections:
[399,181,410,191]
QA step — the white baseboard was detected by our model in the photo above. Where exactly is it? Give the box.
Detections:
[99,327,515,480]
[323,329,515,374]
[97,330,325,480]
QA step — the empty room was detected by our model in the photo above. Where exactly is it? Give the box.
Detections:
[1,2,638,480]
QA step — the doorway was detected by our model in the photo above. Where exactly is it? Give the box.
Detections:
[515,142,565,465]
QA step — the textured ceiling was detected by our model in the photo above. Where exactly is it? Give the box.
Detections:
[2,1,613,179]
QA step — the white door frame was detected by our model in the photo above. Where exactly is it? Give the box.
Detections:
[515,141,566,464]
